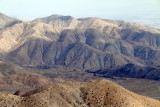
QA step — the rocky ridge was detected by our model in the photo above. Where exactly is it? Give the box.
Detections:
[0,79,160,107]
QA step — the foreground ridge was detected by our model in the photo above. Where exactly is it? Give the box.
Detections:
[0,79,159,107]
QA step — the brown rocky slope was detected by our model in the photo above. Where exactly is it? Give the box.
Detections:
[0,79,160,107]
[0,61,52,93]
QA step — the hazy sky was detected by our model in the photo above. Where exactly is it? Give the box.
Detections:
[0,0,160,22]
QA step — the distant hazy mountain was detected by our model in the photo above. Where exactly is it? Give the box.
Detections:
[0,13,160,79]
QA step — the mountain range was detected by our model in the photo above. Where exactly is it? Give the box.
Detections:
[0,13,160,80]
[0,12,160,106]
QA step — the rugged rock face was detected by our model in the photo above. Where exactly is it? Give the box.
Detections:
[0,13,160,78]
[0,79,160,107]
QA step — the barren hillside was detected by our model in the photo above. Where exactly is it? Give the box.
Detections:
[0,79,160,107]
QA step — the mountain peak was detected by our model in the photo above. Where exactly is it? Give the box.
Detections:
[33,14,74,22]
[48,14,63,17]
[0,12,11,20]
[46,14,63,19]
[0,12,21,21]
[32,14,76,28]
[48,14,73,20]
[0,12,7,16]
[0,12,21,30]
[0,12,4,16]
